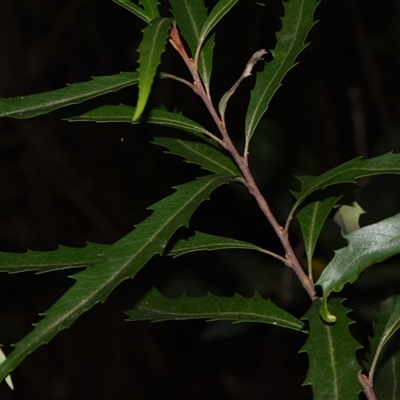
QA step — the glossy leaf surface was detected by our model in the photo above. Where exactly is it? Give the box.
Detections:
[317,212,400,322]
[0,175,231,383]
[126,289,304,331]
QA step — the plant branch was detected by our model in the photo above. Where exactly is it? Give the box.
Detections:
[358,373,377,400]
[169,25,318,301]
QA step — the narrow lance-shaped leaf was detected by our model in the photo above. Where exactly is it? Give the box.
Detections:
[133,17,171,121]
[126,289,305,332]
[198,34,215,98]
[153,133,240,176]
[369,294,400,388]
[300,298,362,399]
[291,153,400,216]
[198,0,238,49]
[112,0,152,23]
[0,243,109,274]
[0,175,231,383]
[245,0,320,150]
[139,0,159,20]
[296,196,340,278]
[169,231,282,262]
[169,0,207,56]
[0,72,138,119]
[317,212,400,323]
[69,105,241,176]
[70,104,212,136]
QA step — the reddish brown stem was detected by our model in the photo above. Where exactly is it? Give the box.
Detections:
[169,26,318,301]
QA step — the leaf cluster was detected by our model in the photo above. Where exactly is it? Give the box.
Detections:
[1,1,400,398]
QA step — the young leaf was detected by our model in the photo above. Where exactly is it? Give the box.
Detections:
[169,0,208,56]
[69,104,240,176]
[291,153,400,215]
[0,175,231,383]
[333,201,366,235]
[245,0,320,150]
[169,231,282,261]
[0,72,139,119]
[300,298,362,399]
[198,34,215,97]
[112,0,154,23]
[126,289,305,332]
[317,212,400,323]
[296,196,340,277]
[369,294,400,387]
[0,243,108,274]
[133,17,171,121]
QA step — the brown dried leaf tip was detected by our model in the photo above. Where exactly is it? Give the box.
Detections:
[169,21,189,60]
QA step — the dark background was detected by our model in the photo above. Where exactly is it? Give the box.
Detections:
[1,0,400,398]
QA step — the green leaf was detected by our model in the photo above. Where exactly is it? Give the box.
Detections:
[198,34,215,97]
[0,175,231,383]
[69,104,240,176]
[0,349,13,390]
[152,131,241,176]
[139,0,160,20]
[0,243,108,274]
[198,0,238,47]
[374,338,400,399]
[296,196,340,277]
[169,0,208,56]
[169,231,280,260]
[126,289,305,331]
[0,72,139,119]
[364,295,398,371]
[300,298,362,399]
[374,351,400,399]
[112,0,153,23]
[291,153,400,215]
[317,212,400,323]
[133,17,171,121]
[369,295,400,387]
[245,0,319,148]
[333,201,366,235]
[69,104,211,136]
